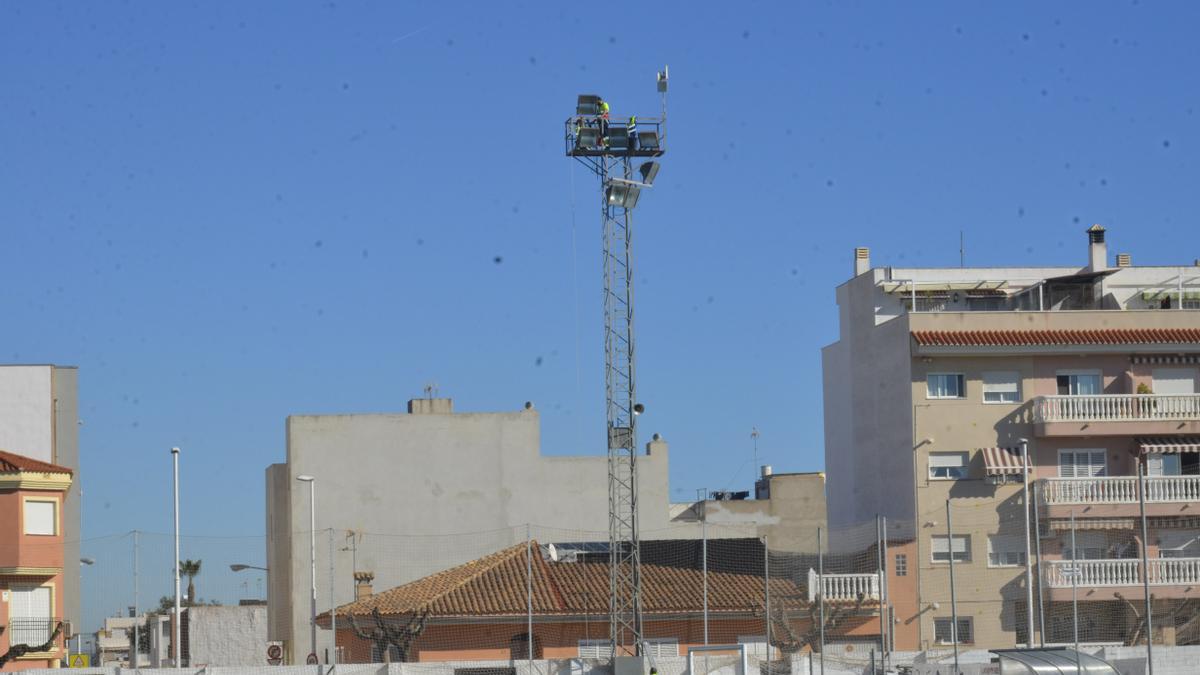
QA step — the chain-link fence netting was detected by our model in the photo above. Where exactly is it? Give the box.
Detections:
[65,507,1190,674]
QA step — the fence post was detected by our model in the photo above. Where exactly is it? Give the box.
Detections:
[1138,459,1155,675]
[817,527,824,675]
[526,524,534,670]
[703,516,709,646]
[764,535,771,670]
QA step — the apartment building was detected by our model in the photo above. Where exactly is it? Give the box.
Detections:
[0,450,73,670]
[823,226,1200,650]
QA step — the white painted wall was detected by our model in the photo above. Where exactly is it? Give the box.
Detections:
[0,365,54,461]
[188,605,269,667]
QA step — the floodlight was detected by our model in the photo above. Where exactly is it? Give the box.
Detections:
[606,183,641,209]
[606,127,631,151]
[657,67,669,93]
[576,127,599,149]
[638,161,660,186]
[637,131,660,151]
[633,403,645,415]
[577,94,602,116]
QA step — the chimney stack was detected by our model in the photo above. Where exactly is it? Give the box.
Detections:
[354,571,375,600]
[1087,225,1108,272]
[854,247,871,277]
[1116,253,1132,268]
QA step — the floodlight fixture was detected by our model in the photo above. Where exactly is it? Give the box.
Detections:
[657,67,669,93]
[633,403,645,415]
[606,183,641,209]
[576,127,600,149]
[637,131,660,151]
[577,94,602,116]
[606,127,631,151]
[638,161,660,186]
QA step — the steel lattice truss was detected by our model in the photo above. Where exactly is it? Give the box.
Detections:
[598,153,644,657]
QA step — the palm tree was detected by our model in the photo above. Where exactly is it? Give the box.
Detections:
[179,559,202,603]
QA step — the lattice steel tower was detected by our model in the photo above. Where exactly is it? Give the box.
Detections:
[565,69,668,657]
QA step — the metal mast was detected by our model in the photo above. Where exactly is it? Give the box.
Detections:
[565,68,668,657]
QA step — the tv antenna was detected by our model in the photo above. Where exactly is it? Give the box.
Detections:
[564,67,668,658]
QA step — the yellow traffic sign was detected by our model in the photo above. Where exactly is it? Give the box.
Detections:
[69,654,91,668]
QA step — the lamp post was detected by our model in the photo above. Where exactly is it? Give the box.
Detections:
[297,475,317,663]
[171,447,181,669]
[79,558,95,659]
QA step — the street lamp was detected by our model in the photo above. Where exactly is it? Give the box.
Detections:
[229,564,268,573]
[296,475,317,664]
[171,447,181,669]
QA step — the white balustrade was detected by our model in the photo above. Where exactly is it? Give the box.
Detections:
[806,569,881,602]
[1044,558,1200,588]
[1040,476,1200,505]
[1034,394,1200,423]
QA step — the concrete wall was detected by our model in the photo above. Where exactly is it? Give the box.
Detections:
[266,404,692,663]
[52,367,81,631]
[187,605,269,667]
[821,272,916,540]
[700,473,828,553]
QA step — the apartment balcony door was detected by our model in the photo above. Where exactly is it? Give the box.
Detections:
[1153,368,1197,395]
[9,584,53,647]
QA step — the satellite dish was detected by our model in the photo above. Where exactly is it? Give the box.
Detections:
[547,543,559,562]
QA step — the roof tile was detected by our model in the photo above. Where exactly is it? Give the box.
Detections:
[912,328,1200,347]
[0,449,73,475]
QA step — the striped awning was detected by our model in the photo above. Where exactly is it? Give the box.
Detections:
[1137,437,1200,454]
[1048,518,1136,531]
[982,447,1024,476]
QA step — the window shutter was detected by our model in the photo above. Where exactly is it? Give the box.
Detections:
[24,501,55,535]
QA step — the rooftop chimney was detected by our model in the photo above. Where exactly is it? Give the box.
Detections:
[854,247,871,277]
[1087,224,1108,272]
[354,571,375,600]
[408,398,453,414]
[1116,253,1132,268]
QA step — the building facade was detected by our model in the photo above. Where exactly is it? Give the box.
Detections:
[0,450,73,670]
[823,227,1200,650]
[265,399,829,664]
[0,366,81,638]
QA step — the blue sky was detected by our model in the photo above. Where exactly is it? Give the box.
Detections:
[2,0,1199,623]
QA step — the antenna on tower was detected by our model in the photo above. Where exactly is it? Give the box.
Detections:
[751,427,761,487]
[564,69,667,659]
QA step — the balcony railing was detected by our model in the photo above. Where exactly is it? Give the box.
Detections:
[1034,394,1200,423]
[807,569,880,603]
[1040,476,1200,505]
[1044,558,1200,588]
[5,617,61,649]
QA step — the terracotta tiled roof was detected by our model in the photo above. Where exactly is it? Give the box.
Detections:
[328,542,814,621]
[912,328,1200,347]
[0,449,73,475]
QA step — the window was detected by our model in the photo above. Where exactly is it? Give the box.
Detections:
[987,534,1027,567]
[931,535,970,563]
[894,554,907,577]
[929,453,969,480]
[1063,531,1108,561]
[1157,531,1200,559]
[982,371,1021,403]
[643,639,679,658]
[1058,450,1106,478]
[1146,452,1182,477]
[9,585,53,646]
[23,500,56,536]
[927,373,965,399]
[577,640,608,659]
[1152,368,1197,395]
[934,617,973,645]
[1056,370,1101,396]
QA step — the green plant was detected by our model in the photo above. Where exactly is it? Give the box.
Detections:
[1137,382,1153,395]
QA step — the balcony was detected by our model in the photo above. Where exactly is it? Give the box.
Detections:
[4,617,62,650]
[1033,394,1200,436]
[1039,476,1200,518]
[1043,559,1200,600]
[806,569,880,603]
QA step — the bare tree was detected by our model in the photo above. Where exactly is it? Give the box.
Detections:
[347,607,429,663]
[0,621,64,668]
